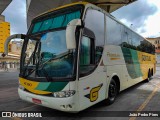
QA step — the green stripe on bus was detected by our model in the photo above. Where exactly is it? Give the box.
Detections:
[130,49,143,77]
[121,47,142,79]
[35,82,68,92]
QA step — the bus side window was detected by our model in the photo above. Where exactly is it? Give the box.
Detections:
[80,36,91,65]
[95,46,103,63]
[80,36,95,76]
[79,9,105,77]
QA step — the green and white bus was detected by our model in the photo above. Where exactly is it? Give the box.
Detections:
[5,2,156,112]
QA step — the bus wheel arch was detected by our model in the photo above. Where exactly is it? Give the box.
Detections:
[105,75,120,105]
[112,76,120,94]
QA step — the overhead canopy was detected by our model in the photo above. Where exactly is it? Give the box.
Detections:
[85,0,137,13]
[0,0,12,14]
[27,0,137,26]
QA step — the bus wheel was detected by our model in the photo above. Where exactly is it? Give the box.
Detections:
[151,69,153,76]
[106,79,117,105]
[147,70,151,82]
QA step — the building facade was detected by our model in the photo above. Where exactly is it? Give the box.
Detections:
[147,37,160,63]
[0,40,35,70]
[0,16,10,53]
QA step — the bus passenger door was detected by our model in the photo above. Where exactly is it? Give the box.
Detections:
[78,36,106,111]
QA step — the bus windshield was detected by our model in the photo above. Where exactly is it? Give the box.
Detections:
[20,6,83,81]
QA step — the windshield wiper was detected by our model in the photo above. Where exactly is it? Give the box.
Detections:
[41,67,52,82]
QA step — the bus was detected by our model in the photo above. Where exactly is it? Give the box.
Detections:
[5,2,156,112]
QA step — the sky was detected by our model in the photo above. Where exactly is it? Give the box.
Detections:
[2,0,27,35]
[2,0,160,38]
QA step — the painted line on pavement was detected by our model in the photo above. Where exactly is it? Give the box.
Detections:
[129,82,160,120]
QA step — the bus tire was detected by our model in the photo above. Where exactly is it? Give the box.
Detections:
[146,70,151,82]
[106,79,118,105]
[151,69,153,76]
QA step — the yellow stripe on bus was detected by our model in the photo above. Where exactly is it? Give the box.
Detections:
[19,78,51,95]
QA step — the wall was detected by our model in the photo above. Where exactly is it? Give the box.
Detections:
[0,21,10,53]
[147,37,160,63]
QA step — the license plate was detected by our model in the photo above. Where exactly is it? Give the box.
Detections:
[32,98,42,104]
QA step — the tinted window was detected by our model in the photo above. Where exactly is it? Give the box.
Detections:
[80,36,91,65]
[105,15,155,54]
[132,32,141,48]
[106,16,121,45]
[137,40,155,54]
[120,26,128,46]
[79,9,105,76]
[84,9,105,46]
[121,28,137,50]
[79,36,95,76]
[31,10,81,34]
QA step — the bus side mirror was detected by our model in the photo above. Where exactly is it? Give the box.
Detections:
[66,19,82,50]
[4,34,26,55]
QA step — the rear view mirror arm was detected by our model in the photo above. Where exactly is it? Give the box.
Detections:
[4,34,26,55]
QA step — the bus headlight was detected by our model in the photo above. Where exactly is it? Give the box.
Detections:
[53,90,76,98]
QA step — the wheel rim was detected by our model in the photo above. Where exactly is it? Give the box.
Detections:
[109,81,117,100]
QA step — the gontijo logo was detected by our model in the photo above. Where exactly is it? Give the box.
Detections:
[85,83,103,102]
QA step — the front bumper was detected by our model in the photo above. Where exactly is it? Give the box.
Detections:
[18,88,78,112]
